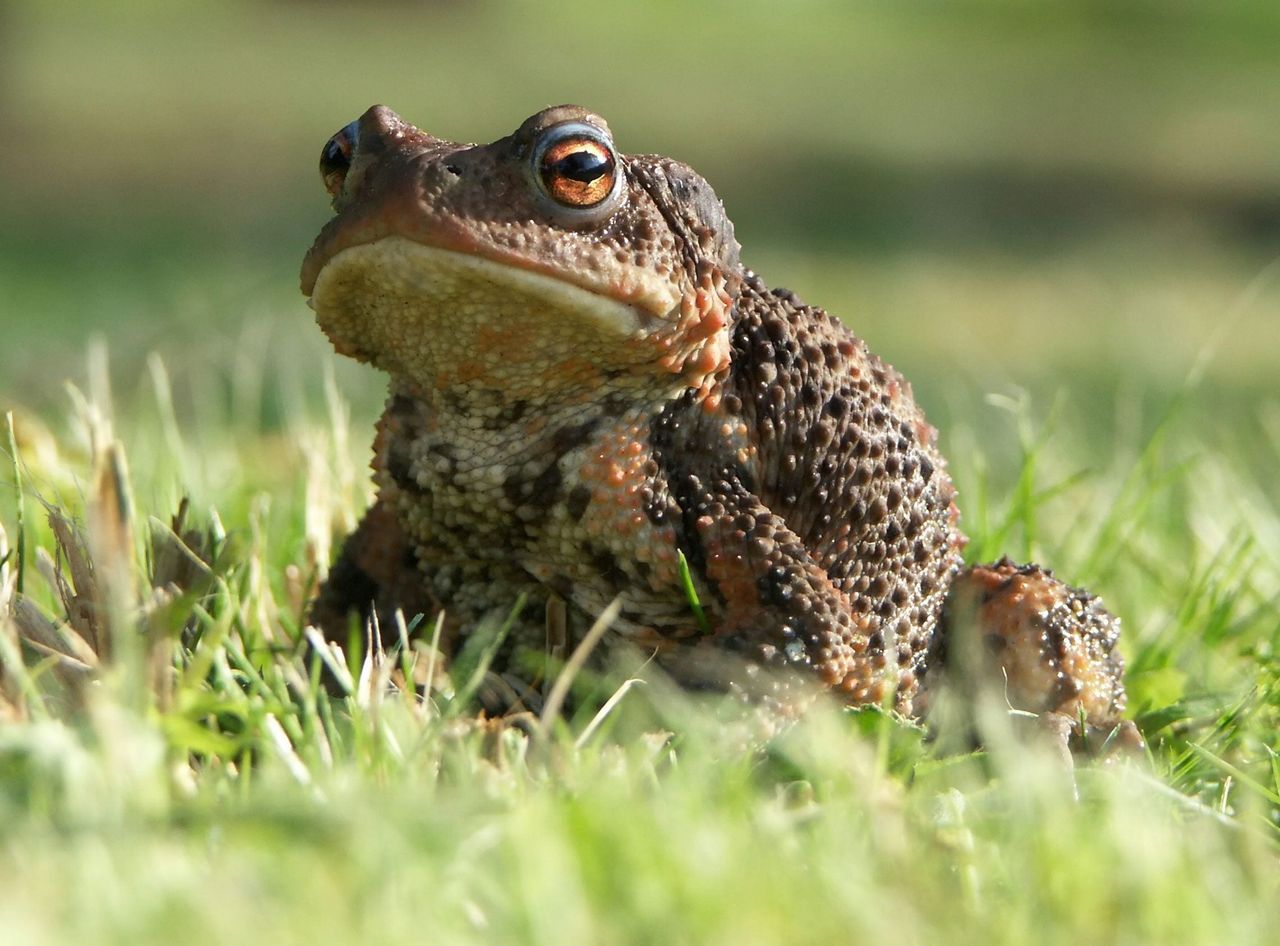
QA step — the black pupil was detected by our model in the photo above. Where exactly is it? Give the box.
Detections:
[321,121,360,176]
[322,138,350,173]
[552,149,611,182]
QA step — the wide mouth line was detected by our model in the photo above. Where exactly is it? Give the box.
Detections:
[308,237,658,337]
[303,220,679,321]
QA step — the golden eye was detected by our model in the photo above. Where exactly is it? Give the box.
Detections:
[535,128,619,210]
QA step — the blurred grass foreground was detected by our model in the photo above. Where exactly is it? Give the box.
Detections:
[0,2,1278,944]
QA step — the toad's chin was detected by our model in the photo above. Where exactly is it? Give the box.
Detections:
[309,237,678,396]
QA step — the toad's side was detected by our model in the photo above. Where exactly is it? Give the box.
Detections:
[303,104,1134,744]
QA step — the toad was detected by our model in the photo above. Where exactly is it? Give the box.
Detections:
[303,105,1134,744]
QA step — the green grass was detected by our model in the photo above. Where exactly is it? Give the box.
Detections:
[2,2,1279,941]
[0,343,1276,945]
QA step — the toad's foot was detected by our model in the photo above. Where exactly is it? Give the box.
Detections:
[928,559,1142,755]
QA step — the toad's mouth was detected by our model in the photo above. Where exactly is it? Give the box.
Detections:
[300,207,683,320]
[308,237,674,393]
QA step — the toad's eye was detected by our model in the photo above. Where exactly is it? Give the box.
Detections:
[533,123,622,214]
[320,120,360,199]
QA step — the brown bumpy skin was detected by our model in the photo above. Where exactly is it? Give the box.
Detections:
[302,104,1133,742]
[937,560,1132,729]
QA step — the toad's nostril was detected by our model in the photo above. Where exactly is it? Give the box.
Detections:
[445,164,462,176]
[320,120,360,199]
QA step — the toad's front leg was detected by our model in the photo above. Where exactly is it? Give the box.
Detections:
[675,470,922,710]
[931,559,1142,752]
[311,500,437,651]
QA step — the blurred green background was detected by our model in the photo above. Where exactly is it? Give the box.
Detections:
[2,0,1278,468]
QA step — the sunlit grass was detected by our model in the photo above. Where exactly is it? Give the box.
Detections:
[2,3,1278,940]
[0,341,1275,945]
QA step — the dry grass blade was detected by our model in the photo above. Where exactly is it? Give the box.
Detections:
[304,626,355,695]
[6,587,95,711]
[89,440,181,706]
[4,412,25,596]
[88,442,136,589]
[13,431,188,709]
[537,597,622,740]
[0,523,7,608]
[544,595,568,671]
[35,439,142,669]
[0,522,25,719]
[45,507,106,654]
[357,609,389,710]
[149,501,216,594]
[574,678,646,749]
[10,596,97,671]
[419,610,446,707]
[263,713,313,788]
[2,499,97,706]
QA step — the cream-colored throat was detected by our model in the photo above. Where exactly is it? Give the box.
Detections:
[309,237,659,395]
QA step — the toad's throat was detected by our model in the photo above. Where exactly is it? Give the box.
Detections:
[309,237,673,394]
